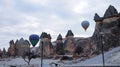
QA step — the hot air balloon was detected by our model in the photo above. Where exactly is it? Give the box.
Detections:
[81,21,89,31]
[29,34,39,47]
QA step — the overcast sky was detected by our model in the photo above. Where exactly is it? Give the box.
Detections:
[0,0,120,50]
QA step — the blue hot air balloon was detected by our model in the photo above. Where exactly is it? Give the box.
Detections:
[29,34,39,47]
[81,21,89,31]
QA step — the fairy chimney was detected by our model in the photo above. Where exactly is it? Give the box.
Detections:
[92,5,120,51]
[39,32,54,57]
[64,30,75,55]
[8,40,15,56]
[55,34,64,55]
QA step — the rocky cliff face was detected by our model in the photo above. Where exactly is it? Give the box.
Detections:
[14,38,30,57]
[75,37,91,55]
[7,5,120,58]
[8,40,15,56]
[71,5,120,56]
[64,30,75,54]
[55,34,64,55]
[92,5,120,51]
[39,32,54,57]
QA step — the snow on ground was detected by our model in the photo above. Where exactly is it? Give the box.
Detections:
[0,58,59,67]
[64,46,120,66]
[0,47,120,67]
[106,50,120,65]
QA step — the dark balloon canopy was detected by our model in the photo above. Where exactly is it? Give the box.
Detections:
[29,34,39,47]
[81,21,90,31]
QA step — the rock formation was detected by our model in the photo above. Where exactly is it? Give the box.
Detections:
[64,30,75,54]
[55,34,64,55]
[0,49,2,58]
[8,40,15,56]
[6,5,120,58]
[2,48,7,58]
[74,38,91,56]
[92,5,120,52]
[14,38,30,57]
[39,32,54,57]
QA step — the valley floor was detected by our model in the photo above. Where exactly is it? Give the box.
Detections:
[0,47,120,67]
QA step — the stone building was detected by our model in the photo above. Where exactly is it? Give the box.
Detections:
[39,32,54,57]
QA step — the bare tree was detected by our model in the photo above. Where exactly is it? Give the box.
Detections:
[22,51,37,65]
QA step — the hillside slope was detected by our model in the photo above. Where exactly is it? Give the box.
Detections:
[64,47,120,66]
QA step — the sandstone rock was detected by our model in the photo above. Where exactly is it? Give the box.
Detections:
[64,30,75,54]
[104,5,118,18]
[65,30,74,38]
[39,32,54,57]
[92,5,120,52]
[55,34,64,55]
[8,40,15,56]
[94,13,102,21]
[56,34,62,40]
[15,38,30,57]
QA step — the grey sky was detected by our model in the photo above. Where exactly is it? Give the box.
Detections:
[0,0,120,50]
